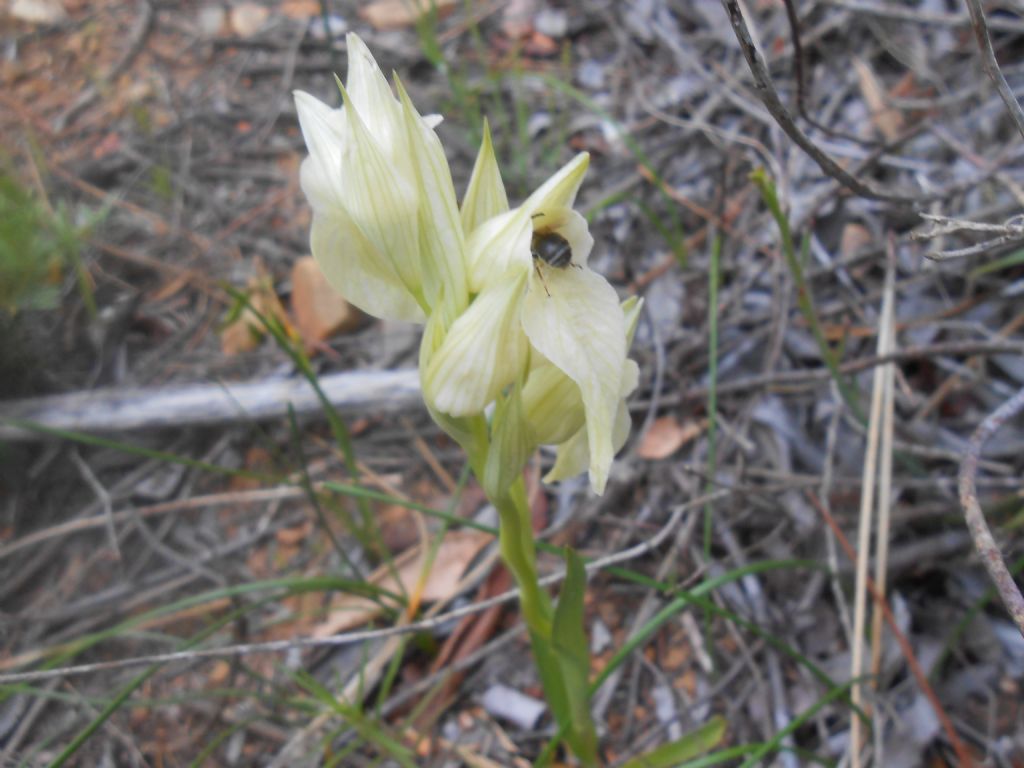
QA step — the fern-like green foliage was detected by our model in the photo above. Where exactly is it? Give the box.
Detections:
[0,166,94,315]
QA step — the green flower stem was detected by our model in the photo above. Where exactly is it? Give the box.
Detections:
[460,411,598,766]
[491,479,552,637]
[485,471,597,767]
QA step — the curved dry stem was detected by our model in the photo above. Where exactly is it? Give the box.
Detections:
[959,385,1024,638]
[720,0,923,204]
[964,0,1024,143]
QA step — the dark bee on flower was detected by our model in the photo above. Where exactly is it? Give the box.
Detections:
[530,230,574,269]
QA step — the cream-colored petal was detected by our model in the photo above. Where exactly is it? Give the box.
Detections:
[395,77,467,314]
[611,396,634,452]
[521,266,625,494]
[461,120,509,234]
[543,426,588,484]
[309,209,424,323]
[293,91,346,209]
[337,83,424,306]
[619,359,640,398]
[521,153,589,216]
[423,271,530,417]
[522,362,584,445]
[543,395,633,486]
[622,296,643,345]
[465,153,589,294]
[553,209,594,268]
[298,155,337,217]
[531,207,593,269]
[465,208,533,293]
[343,33,406,160]
[526,349,638,450]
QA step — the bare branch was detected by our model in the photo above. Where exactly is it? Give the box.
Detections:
[964,0,1024,143]
[915,212,1024,260]
[0,369,422,441]
[720,0,924,204]
[959,385,1024,639]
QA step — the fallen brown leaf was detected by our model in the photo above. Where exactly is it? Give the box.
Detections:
[275,521,314,547]
[290,256,362,351]
[840,222,873,257]
[501,0,536,39]
[229,2,269,37]
[410,562,510,731]
[637,416,704,460]
[853,57,903,142]
[312,529,492,637]
[280,0,320,19]
[221,260,293,355]
[358,0,457,30]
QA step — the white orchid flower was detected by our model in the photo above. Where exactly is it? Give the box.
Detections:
[422,144,636,494]
[293,33,466,323]
[294,35,640,495]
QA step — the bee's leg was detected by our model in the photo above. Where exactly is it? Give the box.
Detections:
[534,262,551,297]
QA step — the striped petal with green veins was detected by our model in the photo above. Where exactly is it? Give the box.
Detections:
[293,32,460,323]
[422,269,531,417]
[395,77,468,316]
[461,119,509,235]
[521,266,626,494]
[541,298,644,488]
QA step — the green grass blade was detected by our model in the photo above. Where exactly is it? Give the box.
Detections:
[620,715,726,768]
[551,548,598,765]
[736,681,855,767]
[591,560,820,692]
[750,168,864,421]
[293,670,418,767]
[704,232,722,556]
[969,247,1024,277]
[48,602,254,767]
[2,421,276,483]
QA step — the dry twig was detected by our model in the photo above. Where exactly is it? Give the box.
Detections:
[915,213,1024,261]
[720,0,923,204]
[963,0,1024,143]
[959,385,1024,638]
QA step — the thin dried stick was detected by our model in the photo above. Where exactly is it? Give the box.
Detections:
[848,254,895,767]
[675,339,1024,401]
[868,247,898,768]
[807,493,974,767]
[959,385,1024,638]
[963,0,1024,143]
[916,212,1024,261]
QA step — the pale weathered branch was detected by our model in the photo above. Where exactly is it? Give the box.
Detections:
[0,369,421,441]
[959,385,1024,638]
[964,0,1024,143]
